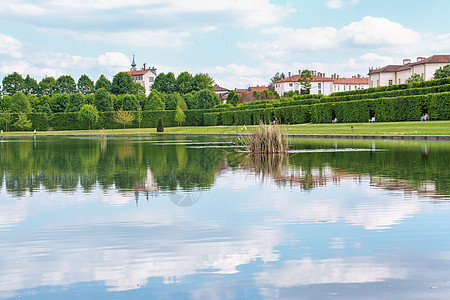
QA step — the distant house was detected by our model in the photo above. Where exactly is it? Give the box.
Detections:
[368,55,450,87]
[274,71,369,96]
[214,84,230,104]
[124,56,157,96]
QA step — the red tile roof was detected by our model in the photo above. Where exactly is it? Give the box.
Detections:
[249,86,269,93]
[275,74,334,83]
[124,69,157,76]
[333,77,369,84]
[369,55,450,74]
[214,85,229,93]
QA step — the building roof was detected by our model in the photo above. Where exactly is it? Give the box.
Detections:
[125,69,157,76]
[275,74,334,83]
[214,85,230,93]
[369,55,450,74]
[248,86,269,93]
[334,77,369,85]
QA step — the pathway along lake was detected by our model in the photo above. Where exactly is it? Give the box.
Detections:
[0,135,449,299]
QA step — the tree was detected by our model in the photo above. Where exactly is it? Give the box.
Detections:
[114,109,135,129]
[268,72,285,91]
[176,71,194,94]
[144,91,165,110]
[27,94,40,112]
[95,75,112,91]
[298,70,312,94]
[56,75,77,94]
[0,109,12,131]
[10,92,31,114]
[194,89,220,109]
[93,88,113,112]
[406,73,424,83]
[66,93,85,112]
[121,94,139,111]
[111,72,134,95]
[23,75,39,95]
[13,113,32,132]
[434,65,450,79]
[152,72,176,93]
[226,90,238,106]
[165,92,183,110]
[39,77,57,96]
[49,93,70,113]
[79,104,99,130]
[136,107,143,128]
[192,73,214,91]
[176,96,187,111]
[2,72,24,95]
[77,74,94,95]
[38,102,53,118]
[175,106,186,127]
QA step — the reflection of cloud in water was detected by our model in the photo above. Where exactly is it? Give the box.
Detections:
[0,222,282,297]
[255,257,406,287]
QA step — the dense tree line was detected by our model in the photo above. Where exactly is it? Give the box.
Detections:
[0,71,220,118]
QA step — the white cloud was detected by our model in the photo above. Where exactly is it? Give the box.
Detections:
[0,33,23,58]
[326,0,344,9]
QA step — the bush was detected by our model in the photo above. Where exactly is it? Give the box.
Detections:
[157,118,164,132]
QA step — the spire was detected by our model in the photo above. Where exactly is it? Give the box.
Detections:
[131,54,137,71]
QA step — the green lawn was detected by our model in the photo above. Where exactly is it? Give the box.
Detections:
[2,121,450,136]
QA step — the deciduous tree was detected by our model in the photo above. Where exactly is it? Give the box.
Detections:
[56,75,77,94]
[93,88,113,112]
[175,106,185,127]
[95,75,112,92]
[298,70,312,94]
[114,109,135,129]
[111,72,134,95]
[39,77,57,96]
[2,72,24,95]
[13,113,32,131]
[77,74,94,95]
[79,104,99,130]
[434,65,450,79]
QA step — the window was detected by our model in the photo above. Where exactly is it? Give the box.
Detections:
[289,83,293,87]
[355,86,357,90]
[318,90,322,94]
[348,85,351,90]
[318,83,322,89]
[388,80,393,86]
[149,77,154,82]
[398,79,401,84]
[377,80,379,87]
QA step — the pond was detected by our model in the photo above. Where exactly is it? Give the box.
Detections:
[0,135,449,299]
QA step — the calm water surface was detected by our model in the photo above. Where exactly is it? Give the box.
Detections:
[0,135,449,299]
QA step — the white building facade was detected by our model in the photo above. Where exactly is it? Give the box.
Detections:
[124,56,157,96]
[368,55,450,87]
[274,71,369,96]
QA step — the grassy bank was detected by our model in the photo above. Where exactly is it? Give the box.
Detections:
[1,120,450,136]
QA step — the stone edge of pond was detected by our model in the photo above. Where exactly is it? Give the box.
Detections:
[2,132,450,141]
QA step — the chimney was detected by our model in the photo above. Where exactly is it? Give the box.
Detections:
[143,63,146,70]
[403,59,411,65]
[337,75,339,79]
[288,72,291,77]
[417,57,425,62]
[299,70,301,75]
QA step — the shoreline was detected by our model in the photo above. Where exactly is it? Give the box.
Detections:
[2,132,449,141]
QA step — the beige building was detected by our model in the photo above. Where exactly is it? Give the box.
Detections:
[368,55,450,87]
[124,56,157,96]
[274,71,369,96]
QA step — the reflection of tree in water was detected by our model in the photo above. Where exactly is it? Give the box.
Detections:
[0,137,449,199]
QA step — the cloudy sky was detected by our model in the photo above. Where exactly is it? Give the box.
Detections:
[0,0,449,88]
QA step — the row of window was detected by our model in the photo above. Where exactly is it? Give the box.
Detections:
[133,76,155,83]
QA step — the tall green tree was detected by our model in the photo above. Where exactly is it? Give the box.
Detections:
[93,88,113,112]
[121,94,140,111]
[95,75,112,91]
[79,104,99,130]
[56,75,77,94]
[13,113,32,132]
[298,70,312,94]
[66,93,85,112]
[10,92,31,114]
[165,92,183,110]
[176,71,194,94]
[0,109,12,131]
[226,90,239,106]
[434,65,450,79]
[39,77,57,96]
[183,92,198,109]
[111,72,134,95]
[77,74,94,95]
[194,89,220,109]
[2,72,24,95]
[23,75,39,95]
[50,93,70,113]
[268,72,285,91]
[192,73,214,91]
[144,91,165,110]
[152,72,176,93]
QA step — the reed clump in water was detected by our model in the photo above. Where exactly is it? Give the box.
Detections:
[245,122,289,154]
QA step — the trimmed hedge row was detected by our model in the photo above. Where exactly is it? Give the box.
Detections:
[330,77,450,97]
[1,92,449,131]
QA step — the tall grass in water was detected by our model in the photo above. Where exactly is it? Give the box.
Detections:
[245,122,289,154]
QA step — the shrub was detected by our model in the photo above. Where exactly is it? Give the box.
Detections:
[157,117,164,132]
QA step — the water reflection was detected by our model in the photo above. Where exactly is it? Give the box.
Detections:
[0,136,449,299]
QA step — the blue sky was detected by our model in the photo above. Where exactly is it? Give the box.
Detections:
[0,0,449,88]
